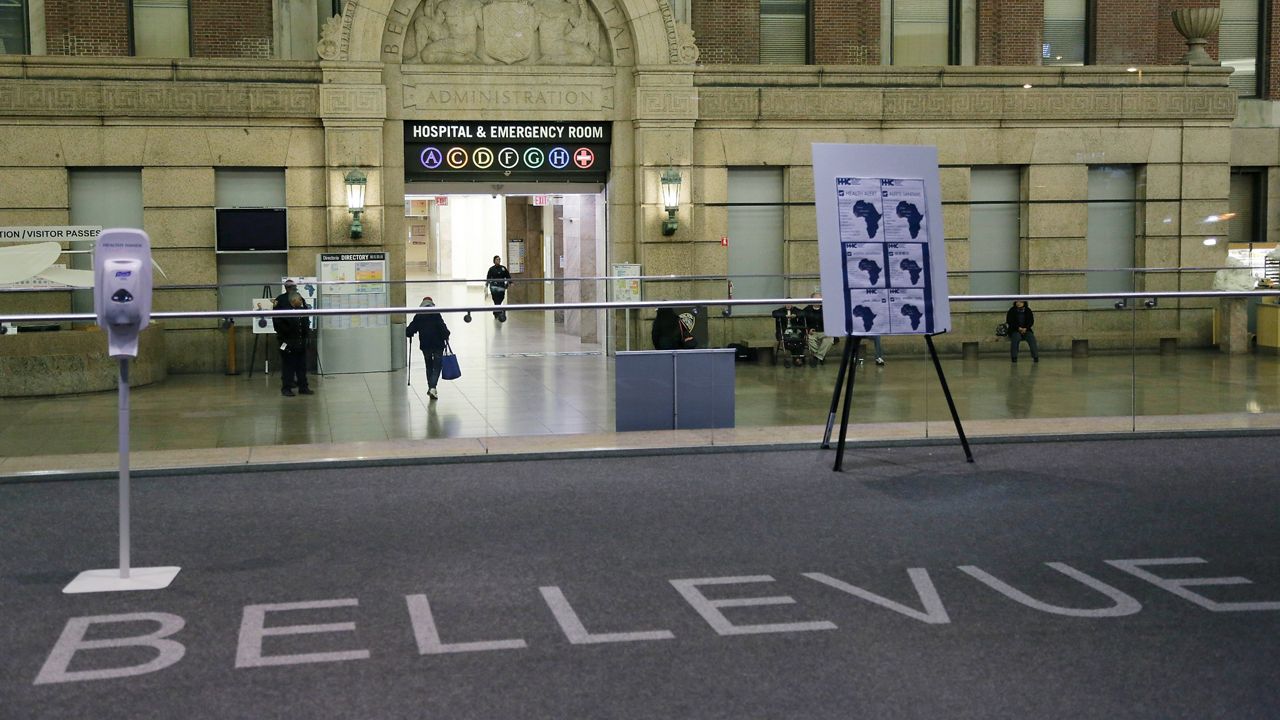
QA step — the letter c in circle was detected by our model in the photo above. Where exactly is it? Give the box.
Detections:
[446,147,468,169]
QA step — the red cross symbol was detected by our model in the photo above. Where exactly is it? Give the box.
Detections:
[573,148,595,169]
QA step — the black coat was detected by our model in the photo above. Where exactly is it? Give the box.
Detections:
[486,264,511,292]
[652,308,688,350]
[272,314,309,354]
[407,311,450,352]
[803,304,824,333]
[1006,304,1035,333]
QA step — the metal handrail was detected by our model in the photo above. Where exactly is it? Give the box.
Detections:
[3,265,1267,293]
[3,290,1278,324]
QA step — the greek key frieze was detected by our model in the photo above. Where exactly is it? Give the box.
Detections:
[0,81,319,117]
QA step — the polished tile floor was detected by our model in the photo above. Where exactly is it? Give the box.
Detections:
[3,278,1280,475]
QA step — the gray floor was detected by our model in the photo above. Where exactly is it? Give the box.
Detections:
[3,436,1278,718]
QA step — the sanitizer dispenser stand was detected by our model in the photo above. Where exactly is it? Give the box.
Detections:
[64,228,181,594]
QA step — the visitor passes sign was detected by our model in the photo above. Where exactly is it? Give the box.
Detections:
[404,121,610,183]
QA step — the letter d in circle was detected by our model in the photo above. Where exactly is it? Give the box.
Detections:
[472,147,494,169]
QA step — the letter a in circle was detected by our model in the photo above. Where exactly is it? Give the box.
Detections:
[421,147,443,169]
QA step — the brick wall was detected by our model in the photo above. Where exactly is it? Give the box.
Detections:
[1156,0,1220,65]
[814,0,878,64]
[192,0,273,59]
[1094,0,1159,64]
[1270,0,1280,99]
[45,0,130,56]
[977,0,1044,65]
[692,0,761,64]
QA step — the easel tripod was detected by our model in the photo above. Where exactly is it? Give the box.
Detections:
[820,334,973,471]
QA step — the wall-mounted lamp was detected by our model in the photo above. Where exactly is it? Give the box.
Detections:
[660,167,682,236]
[344,168,367,239]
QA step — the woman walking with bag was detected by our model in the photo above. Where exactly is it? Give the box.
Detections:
[406,297,451,399]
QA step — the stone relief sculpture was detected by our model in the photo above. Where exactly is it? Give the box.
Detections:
[403,0,607,65]
[674,21,698,64]
[317,14,343,60]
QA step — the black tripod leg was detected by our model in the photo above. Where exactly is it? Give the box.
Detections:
[821,337,857,448]
[833,337,862,472]
[926,334,974,463]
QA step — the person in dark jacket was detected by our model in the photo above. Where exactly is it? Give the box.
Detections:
[1006,300,1040,363]
[486,255,512,321]
[651,307,688,350]
[273,291,313,396]
[406,296,451,399]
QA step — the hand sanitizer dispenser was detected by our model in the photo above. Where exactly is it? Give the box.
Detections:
[93,228,153,358]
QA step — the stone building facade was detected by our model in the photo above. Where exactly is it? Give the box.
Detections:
[0,0,1267,371]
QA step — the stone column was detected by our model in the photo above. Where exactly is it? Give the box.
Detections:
[1219,297,1249,354]
[319,61,390,280]
[631,69,697,350]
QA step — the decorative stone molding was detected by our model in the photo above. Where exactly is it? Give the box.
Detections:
[317,14,343,60]
[319,85,387,118]
[697,88,757,119]
[635,86,696,120]
[762,89,879,119]
[696,86,1236,122]
[399,0,609,65]
[396,66,616,115]
[673,21,698,65]
[0,80,319,117]
[343,0,673,66]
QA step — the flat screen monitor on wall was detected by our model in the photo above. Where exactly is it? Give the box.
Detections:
[215,207,288,253]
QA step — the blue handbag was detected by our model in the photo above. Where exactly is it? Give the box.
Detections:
[440,342,461,380]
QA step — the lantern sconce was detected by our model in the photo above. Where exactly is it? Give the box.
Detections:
[660,167,682,236]
[344,168,368,239]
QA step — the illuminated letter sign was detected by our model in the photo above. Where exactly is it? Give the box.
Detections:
[420,147,443,170]
[548,147,571,170]
[404,122,609,182]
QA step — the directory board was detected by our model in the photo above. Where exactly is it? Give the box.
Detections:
[813,144,950,336]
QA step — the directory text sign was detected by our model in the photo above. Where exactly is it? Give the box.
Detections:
[813,144,950,336]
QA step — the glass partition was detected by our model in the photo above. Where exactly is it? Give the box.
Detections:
[4,277,1280,473]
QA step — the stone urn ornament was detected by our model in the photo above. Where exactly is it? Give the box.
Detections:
[1171,8,1222,65]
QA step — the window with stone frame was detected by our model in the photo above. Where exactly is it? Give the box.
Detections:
[0,0,27,55]
[969,167,1024,310]
[1220,0,1261,97]
[1043,0,1089,66]
[1086,165,1139,303]
[760,0,810,64]
[1227,168,1268,275]
[131,0,191,58]
[891,0,956,66]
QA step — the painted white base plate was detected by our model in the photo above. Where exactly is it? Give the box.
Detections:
[63,566,181,594]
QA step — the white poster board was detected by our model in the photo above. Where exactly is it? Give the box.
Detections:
[611,263,641,302]
[813,144,950,337]
[250,298,274,334]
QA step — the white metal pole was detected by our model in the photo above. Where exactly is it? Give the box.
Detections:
[118,357,131,579]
